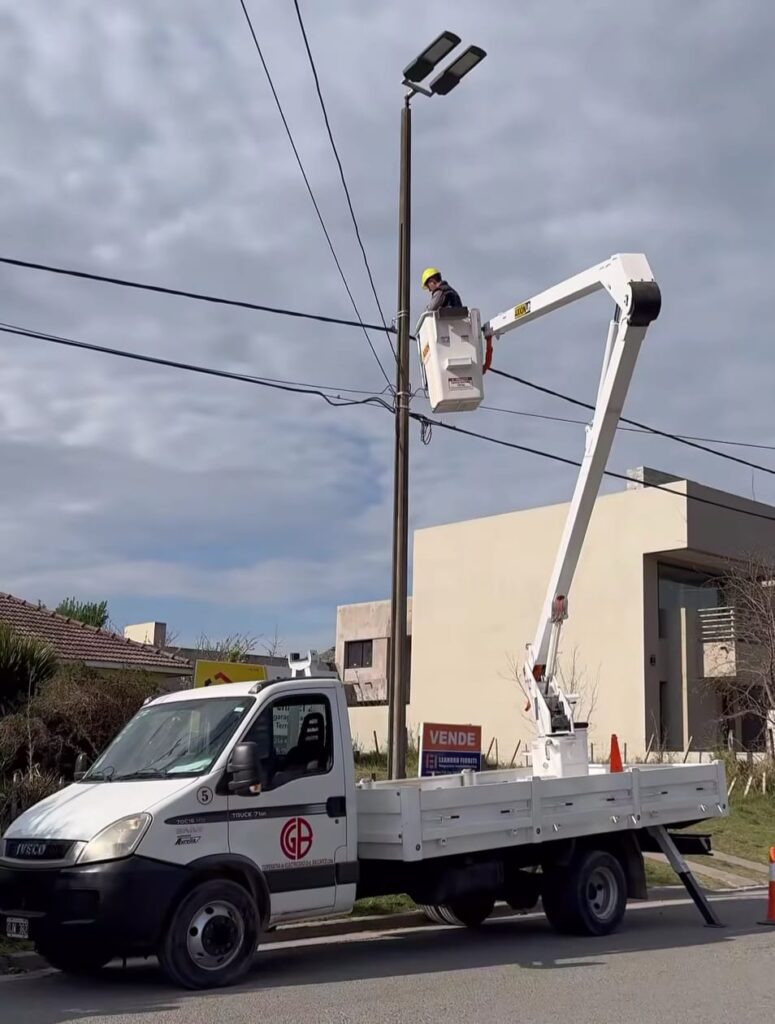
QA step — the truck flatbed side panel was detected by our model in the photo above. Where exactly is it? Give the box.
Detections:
[356,762,727,862]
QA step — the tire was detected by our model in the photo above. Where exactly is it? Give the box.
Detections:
[35,938,113,976]
[443,895,495,928]
[542,849,627,937]
[420,905,447,924]
[158,878,259,989]
[422,896,495,928]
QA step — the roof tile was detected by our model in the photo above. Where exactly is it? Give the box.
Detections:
[0,592,192,673]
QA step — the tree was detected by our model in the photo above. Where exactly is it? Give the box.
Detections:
[504,645,600,742]
[705,554,775,755]
[30,663,161,772]
[170,627,285,662]
[195,632,259,662]
[260,625,285,658]
[0,622,58,714]
[56,597,109,629]
[0,663,161,782]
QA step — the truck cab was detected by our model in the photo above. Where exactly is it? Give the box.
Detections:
[0,677,358,988]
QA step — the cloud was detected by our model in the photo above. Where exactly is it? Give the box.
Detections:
[0,0,773,647]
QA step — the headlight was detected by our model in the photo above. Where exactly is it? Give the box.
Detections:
[78,814,151,865]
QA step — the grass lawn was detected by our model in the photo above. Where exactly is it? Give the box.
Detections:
[0,937,32,955]
[352,894,417,917]
[644,860,680,887]
[353,750,419,782]
[690,791,775,864]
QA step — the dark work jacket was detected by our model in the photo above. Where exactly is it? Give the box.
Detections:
[427,280,463,312]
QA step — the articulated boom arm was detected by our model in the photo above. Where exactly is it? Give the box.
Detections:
[483,254,661,740]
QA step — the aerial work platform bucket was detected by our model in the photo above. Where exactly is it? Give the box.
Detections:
[417,307,484,413]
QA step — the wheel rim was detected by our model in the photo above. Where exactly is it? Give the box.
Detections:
[586,866,619,922]
[185,900,245,972]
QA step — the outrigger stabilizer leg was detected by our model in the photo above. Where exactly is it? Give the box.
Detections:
[646,825,722,927]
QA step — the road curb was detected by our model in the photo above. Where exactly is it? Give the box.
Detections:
[0,905,524,975]
[2,887,761,976]
[264,903,525,945]
[0,950,47,975]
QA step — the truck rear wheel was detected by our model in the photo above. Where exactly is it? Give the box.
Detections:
[35,937,113,976]
[542,849,626,937]
[421,895,495,928]
[444,895,495,928]
[158,878,259,989]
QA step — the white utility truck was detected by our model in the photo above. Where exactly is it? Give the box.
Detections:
[1,255,727,989]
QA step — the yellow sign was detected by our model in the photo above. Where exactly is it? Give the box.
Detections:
[194,660,269,688]
[514,301,531,318]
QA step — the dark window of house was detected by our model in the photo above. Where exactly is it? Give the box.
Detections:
[345,639,373,670]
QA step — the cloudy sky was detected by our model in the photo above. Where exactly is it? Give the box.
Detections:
[0,1,773,650]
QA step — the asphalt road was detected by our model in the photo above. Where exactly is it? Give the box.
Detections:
[4,892,773,1024]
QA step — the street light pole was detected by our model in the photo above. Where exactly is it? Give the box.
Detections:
[388,93,412,780]
[387,33,486,780]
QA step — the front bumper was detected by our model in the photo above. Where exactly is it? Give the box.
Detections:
[0,855,187,953]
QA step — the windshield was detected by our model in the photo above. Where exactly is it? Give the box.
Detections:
[83,697,255,782]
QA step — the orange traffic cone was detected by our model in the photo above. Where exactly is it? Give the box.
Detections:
[609,734,624,773]
[759,847,775,925]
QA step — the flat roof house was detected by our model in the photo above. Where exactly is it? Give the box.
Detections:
[340,469,775,759]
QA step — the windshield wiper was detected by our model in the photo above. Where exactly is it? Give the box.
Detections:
[83,766,115,782]
[112,769,168,781]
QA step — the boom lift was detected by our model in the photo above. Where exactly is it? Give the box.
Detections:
[418,254,662,780]
[1,254,728,990]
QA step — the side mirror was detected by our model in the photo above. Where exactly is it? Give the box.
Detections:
[74,753,91,782]
[227,742,267,794]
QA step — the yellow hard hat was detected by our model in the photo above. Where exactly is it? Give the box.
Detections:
[421,267,441,289]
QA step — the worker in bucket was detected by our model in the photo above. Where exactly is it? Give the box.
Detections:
[421,267,463,311]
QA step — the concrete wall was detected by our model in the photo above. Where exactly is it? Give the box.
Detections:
[686,481,775,560]
[336,600,411,706]
[346,477,775,761]
[124,622,167,647]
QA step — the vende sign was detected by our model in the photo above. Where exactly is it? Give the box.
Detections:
[422,724,482,753]
[420,721,483,777]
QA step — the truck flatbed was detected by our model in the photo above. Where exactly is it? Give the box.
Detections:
[357,761,727,861]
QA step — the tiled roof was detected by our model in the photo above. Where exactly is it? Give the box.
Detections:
[0,593,192,674]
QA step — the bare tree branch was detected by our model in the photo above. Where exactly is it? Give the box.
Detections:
[705,553,775,756]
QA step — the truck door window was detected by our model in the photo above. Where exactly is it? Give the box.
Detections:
[243,695,333,790]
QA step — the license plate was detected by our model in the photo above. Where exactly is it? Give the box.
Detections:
[5,917,29,940]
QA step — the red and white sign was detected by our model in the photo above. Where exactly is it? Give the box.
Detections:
[280,817,314,861]
[421,722,482,752]
[419,721,483,777]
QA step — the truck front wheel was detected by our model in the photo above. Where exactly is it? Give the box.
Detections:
[542,849,627,937]
[159,878,259,989]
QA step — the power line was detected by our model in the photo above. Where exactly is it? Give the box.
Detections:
[480,402,775,453]
[4,315,774,528]
[0,256,394,336]
[0,321,393,412]
[236,0,393,389]
[409,411,775,525]
[291,0,395,359]
[489,367,775,478]
[481,404,590,428]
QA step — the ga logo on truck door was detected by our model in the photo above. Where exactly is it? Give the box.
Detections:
[280,817,314,861]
